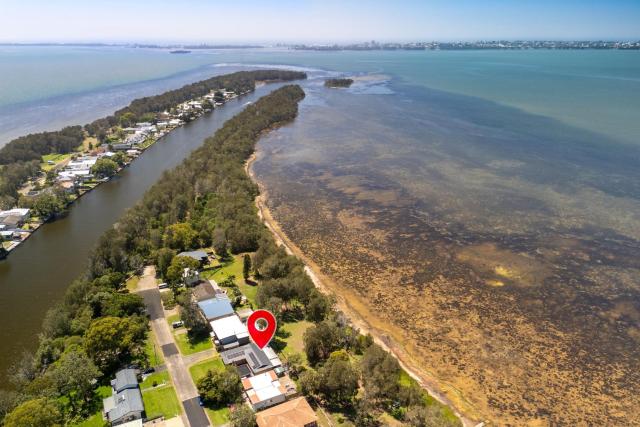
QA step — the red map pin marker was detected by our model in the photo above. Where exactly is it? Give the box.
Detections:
[247,309,277,349]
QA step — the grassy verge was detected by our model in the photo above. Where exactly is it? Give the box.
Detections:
[206,407,230,426]
[124,275,139,292]
[142,385,181,419]
[140,370,170,390]
[175,332,213,355]
[144,333,164,366]
[189,357,225,383]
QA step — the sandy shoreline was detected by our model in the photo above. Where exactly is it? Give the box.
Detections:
[245,152,479,427]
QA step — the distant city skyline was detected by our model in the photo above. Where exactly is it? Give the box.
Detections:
[1,0,639,43]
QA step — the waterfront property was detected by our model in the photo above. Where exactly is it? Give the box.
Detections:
[177,249,211,266]
[103,368,145,426]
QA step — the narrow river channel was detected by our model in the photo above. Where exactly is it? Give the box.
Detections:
[0,83,284,385]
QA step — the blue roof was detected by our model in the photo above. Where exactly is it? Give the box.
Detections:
[198,295,234,320]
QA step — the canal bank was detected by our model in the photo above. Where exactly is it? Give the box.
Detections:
[0,82,287,386]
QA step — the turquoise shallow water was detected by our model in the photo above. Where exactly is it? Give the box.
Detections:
[1,47,639,144]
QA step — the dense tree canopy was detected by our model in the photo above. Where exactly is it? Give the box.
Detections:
[3,398,62,427]
[197,366,243,407]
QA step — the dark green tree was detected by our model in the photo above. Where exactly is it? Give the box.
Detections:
[243,254,252,280]
[361,344,401,403]
[84,316,146,371]
[156,248,176,279]
[166,255,200,287]
[197,366,243,406]
[91,158,118,179]
[3,398,62,427]
[303,321,341,366]
[229,404,256,427]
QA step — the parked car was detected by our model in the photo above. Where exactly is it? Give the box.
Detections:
[172,321,184,329]
[198,396,205,407]
[143,367,155,375]
[158,282,169,289]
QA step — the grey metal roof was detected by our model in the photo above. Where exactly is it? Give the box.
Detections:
[197,295,234,320]
[112,368,139,393]
[107,388,144,422]
[178,250,209,261]
[220,342,272,372]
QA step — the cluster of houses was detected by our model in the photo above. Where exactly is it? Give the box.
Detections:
[0,208,31,247]
[2,87,242,259]
[182,253,318,427]
[53,88,240,194]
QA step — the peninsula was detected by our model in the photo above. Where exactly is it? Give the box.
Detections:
[1,85,460,427]
[0,70,306,259]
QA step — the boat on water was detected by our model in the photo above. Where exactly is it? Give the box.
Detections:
[169,49,191,54]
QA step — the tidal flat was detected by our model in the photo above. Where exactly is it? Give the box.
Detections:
[253,79,640,425]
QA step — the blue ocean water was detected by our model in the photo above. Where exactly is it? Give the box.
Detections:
[1,47,639,145]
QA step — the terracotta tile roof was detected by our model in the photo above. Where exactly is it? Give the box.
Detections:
[255,397,318,427]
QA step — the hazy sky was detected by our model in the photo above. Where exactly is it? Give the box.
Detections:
[1,0,639,43]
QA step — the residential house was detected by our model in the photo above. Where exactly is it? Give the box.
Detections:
[0,208,30,229]
[236,307,254,322]
[242,370,286,411]
[210,315,250,349]
[182,267,200,286]
[197,294,234,321]
[103,369,144,426]
[220,342,282,377]
[0,215,24,230]
[112,143,133,151]
[177,250,210,267]
[255,397,318,427]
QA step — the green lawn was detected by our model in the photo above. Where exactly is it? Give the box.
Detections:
[201,254,258,306]
[124,276,139,292]
[72,385,112,427]
[206,407,230,426]
[189,357,224,383]
[140,370,170,390]
[144,335,164,367]
[142,385,181,419]
[280,320,313,364]
[174,332,213,355]
[74,412,108,427]
[41,153,72,171]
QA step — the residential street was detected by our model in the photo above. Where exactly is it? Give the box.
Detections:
[137,266,211,427]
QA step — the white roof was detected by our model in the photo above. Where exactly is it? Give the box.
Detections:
[0,208,29,217]
[59,169,91,178]
[263,347,283,367]
[68,157,97,169]
[210,315,249,341]
[246,372,283,402]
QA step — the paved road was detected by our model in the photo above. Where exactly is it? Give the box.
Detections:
[183,397,210,427]
[137,267,210,427]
